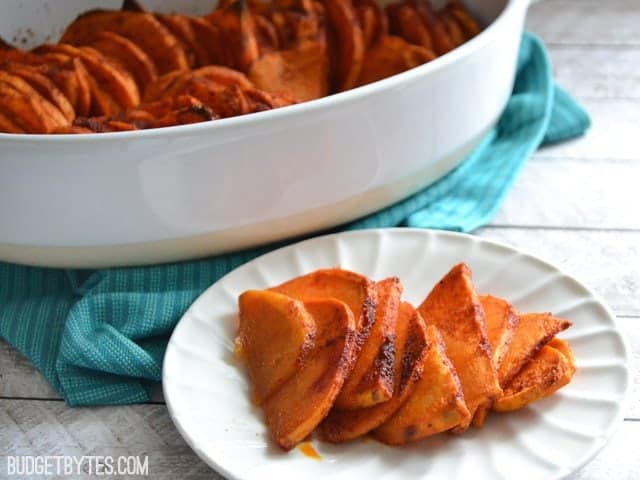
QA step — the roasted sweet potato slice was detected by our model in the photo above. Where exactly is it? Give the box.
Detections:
[157,14,205,68]
[439,10,465,47]
[263,298,356,450]
[480,295,519,366]
[206,0,261,72]
[33,44,140,112]
[60,10,189,74]
[189,17,230,67]
[86,31,158,91]
[248,39,329,102]
[0,73,68,132]
[493,343,574,412]
[373,325,470,445]
[412,0,455,55]
[0,111,25,133]
[417,263,501,431]
[3,64,75,122]
[355,0,388,48]
[320,302,429,443]
[324,0,365,91]
[334,277,401,410]
[498,313,572,388]
[386,3,432,50]
[471,295,519,427]
[270,268,377,336]
[447,1,481,40]
[356,34,435,86]
[237,290,316,405]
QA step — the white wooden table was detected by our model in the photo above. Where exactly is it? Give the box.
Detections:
[2,1,639,478]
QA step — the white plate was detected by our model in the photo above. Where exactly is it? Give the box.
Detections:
[163,228,631,480]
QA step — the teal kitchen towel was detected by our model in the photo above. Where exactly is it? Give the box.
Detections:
[0,33,590,406]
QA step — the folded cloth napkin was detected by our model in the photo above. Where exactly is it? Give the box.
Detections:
[0,33,590,406]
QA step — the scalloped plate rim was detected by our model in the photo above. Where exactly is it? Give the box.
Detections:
[163,228,632,480]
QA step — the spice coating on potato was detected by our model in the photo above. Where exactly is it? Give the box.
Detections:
[493,344,574,412]
[320,302,429,442]
[334,276,402,410]
[373,324,470,445]
[263,298,356,450]
[417,263,501,431]
[237,289,316,405]
[498,312,572,388]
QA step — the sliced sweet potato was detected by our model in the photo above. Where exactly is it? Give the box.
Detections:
[60,10,189,74]
[205,0,261,72]
[34,44,140,111]
[544,337,577,395]
[86,31,158,91]
[355,0,388,48]
[498,313,572,388]
[270,268,377,336]
[471,295,519,428]
[237,290,316,405]
[3,64,75,122]
[0,111,25,133]
[447,1,481,40]
[263,298,356,450]
[157,14,205,68]
[334,277,401,410]
[324,0,365,91]
[356,34,435,86]
[386,3,432,50]
[188,17,230,67]
[320,302,429,442]
[248,39,329,102]
[417,263,501,432]
[412,0,455,55]
[480,295,519,366]
[439,10,465,47]
[493,344,574,412]
[0,72,68,132]
[51,125,93,134]
[373,325,470,445]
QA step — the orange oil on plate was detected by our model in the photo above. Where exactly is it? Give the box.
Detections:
[298,442,321,460]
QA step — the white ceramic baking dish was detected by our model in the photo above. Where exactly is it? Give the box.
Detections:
[0,0,532,268]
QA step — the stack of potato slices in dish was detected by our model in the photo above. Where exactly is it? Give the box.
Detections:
[0,0,481,134]
[236,263,576,451]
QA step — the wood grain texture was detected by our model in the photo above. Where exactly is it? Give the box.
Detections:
[535,99,640,161]
[527,0,640,46]
[547,45,640,99]
[490,157,640,229]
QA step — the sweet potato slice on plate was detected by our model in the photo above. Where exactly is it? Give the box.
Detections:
[86,31,158,91]
[438,9,465,47]
[270,268,377,340]
[3,64,75,122]
[60,10,189,74]
[334,277,401,410]
[493,343,575,412]
[356,34,435,86]
[373,325,470,445]
[417,263,501,432]
[471,294,520,427]
[237,290,316,405]
[248,39,329,102]
[498,313,572,388]
[320,302,429,443]
[324,0,365,91]
[355,0,388,49]
[263,298,356,450]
